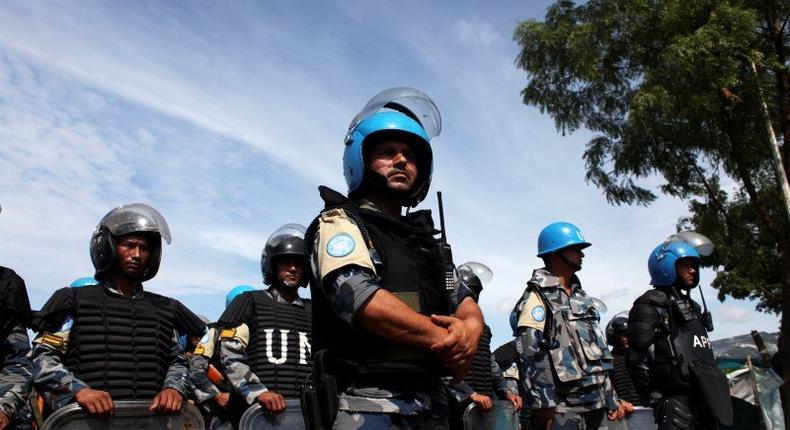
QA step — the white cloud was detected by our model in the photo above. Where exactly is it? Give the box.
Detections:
[0,1,779,345]
[456,19,501,47]
[715,304,754,324]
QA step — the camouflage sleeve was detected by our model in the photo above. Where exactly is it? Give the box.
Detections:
[602,371,619,410]
[491,352,517,395]
[162,331,189,396]
[323,266,381,326]
[453,278,475,311]
[0,324,33,417]
[444,378,474,403]
[219,330,267,405]
[189,354,220,404]
[516,326,556,409]
[31,334,89,410]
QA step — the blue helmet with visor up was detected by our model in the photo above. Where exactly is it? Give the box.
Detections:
[647,231,712,286]
[343,87,441,206]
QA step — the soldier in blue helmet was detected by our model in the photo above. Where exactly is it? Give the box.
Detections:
[627,232,733,429]
[511,222,626,429]
[303,88,483,429]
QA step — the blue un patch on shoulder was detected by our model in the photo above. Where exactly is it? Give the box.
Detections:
[326,233,355,258]
[531,306,546,322]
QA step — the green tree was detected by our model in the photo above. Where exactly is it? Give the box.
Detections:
[514,0,790,416]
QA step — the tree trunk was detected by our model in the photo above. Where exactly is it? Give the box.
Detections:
[780,246,790,428]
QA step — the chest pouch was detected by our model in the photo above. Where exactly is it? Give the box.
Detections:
[551,296,613,386]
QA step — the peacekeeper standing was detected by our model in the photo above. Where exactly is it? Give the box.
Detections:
[0,211,34,430]
[31,203,206,417]
[304,87,484,429]
[627,232,733,429]
[511,222,626,429]
[217,224,312,424]
[190,286,254,430]
[446,262,521,429]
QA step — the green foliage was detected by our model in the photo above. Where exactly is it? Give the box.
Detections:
[515,0,790,313]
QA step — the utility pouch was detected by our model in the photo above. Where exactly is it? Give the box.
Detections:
[301,374,323,430]
[312,349,339,428]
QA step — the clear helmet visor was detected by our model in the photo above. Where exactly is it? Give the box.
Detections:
[98,203,171,244]
[457,261,493,284]
[588,297,608,314]
[265,223,306,248]
[348,87,442,140]
[669,230,714,257]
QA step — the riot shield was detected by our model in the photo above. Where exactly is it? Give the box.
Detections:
[599,407,656,430]
[238,399,305,430]
[40,401,204,430]
[461,400,519,430]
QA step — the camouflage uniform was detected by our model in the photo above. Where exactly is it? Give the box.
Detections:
[512,268,617,429]
[190,325,233,430]
[308,199,476,430]
[31,282,191,412]
[0,267,34,428]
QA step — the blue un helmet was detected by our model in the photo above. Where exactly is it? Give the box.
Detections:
[536,222,591,257]
[647,231,712,287]
[343,87,442,207]
[226,284,255,307]
[70,277,98,288]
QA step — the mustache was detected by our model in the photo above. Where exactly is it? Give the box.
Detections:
[386,168,409,177]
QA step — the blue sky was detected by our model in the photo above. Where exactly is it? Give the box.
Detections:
[0,0,779,349]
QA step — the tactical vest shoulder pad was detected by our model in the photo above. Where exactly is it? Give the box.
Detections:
[34,287,77,332]
[634,289,670,308]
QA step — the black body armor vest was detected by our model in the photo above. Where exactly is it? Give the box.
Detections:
[246,291,312,398]
[64,285,175,400]
[307,188,451,379]
[466,325,494,397]
[636,288,715,393]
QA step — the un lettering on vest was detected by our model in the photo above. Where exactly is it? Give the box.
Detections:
[262,329,311,365]
[692,335,711,349]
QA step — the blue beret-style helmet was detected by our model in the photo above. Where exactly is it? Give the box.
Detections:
[343,87,441,207]
[70,277,98,288]
[648,240,701,286]
[225,284,255,308]
[536,222,591,257]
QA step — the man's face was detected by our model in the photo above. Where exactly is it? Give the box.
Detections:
[276,256,304,288]
[115,233,152,280]
[366,139,418,195]
[676,258,698,288]
[559,246,585,270]
[618,334,629,349]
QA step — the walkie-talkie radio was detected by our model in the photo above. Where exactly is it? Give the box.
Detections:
[436,192,456,304]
